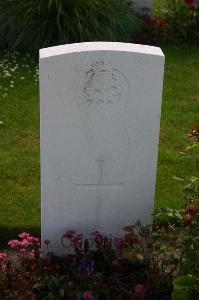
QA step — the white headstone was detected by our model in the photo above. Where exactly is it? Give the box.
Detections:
[39,42,164,255]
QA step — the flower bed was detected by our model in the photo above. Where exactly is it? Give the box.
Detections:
[1,125,199,299]
[0,201,199,299]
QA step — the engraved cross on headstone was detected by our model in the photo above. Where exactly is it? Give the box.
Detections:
[75,156,124,228]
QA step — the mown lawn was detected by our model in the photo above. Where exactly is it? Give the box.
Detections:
[0,54,40,243]
[0,43,199,243]
[156,44,199,208]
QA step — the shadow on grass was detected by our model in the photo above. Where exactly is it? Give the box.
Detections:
[0,227,40,249]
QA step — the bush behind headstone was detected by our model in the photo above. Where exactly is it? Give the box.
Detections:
[0,0,141,55]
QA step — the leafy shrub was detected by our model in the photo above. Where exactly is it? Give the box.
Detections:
[0,0,140,55]
[162,0,199,42]
[134,14,173,45]
[135,0,199,45]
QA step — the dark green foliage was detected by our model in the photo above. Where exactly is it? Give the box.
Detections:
[156,0,199,43]
[172,276,199,300]
[135,0,199,46]
[0,0,140,54]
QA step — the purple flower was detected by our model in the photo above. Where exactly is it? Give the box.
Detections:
[72,256,77,264]
[78,258,95,276]
[134,284,145,297]
[83,291,93,300]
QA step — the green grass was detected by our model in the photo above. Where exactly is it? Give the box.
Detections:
[0,54,40,243]
[156,44,199,208]
[0,44,199,243]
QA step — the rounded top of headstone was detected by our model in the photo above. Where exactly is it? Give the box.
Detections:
[39,42,164,59]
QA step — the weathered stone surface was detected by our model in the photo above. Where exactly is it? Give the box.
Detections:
[39,42,164,255]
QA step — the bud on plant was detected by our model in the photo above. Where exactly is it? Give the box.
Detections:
[184,213,193,226]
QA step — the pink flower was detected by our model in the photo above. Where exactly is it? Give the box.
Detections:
[0,253,7,262]
[62,231,84,250]
[134,284,145,297]
[8,235,40,251]
[91,230,101,237]
[27,236,40,244]
[63,230,76,239]
[19,248,27,255]
[8,239,21,249]
[83,291,94,300]
[115,237,125,250]
[71,233,83,250]
[19,232,30,239]
[20,239,32,248]
[91,230,104,246]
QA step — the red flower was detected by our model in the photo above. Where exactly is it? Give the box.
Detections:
[134,284,145,297]
[83,291,93,300]
[0,253,7,262]
[184,0,197,9]
[185,0,194,5]
[195,124,199,133]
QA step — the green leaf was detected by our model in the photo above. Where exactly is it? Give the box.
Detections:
[173,176,185,182]
[173,276,198,289]
[171,289,195,300]
[167,212,174,217]
[175,213,183,219]
[183,183,192,190]
[186,143,199,152]
[187,176,198,183]
[59,288,65,297]
[33,280,47,290]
